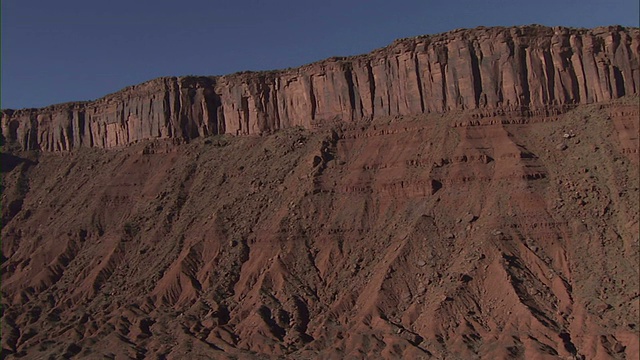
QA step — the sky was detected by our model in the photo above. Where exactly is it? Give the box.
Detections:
[2,0,639,109]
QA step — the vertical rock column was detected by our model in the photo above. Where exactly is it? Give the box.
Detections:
[1,26,638,151]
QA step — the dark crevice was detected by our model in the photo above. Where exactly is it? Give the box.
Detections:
[518,45,531,107]
[204,79,221,135]
[543,50,556,104]
[257,306,286,340]
[293,296,314,342]
[344,65,357,120]
[240,96,250,135]
[308,76,317,121]
[65,109,74,149]
[414,56,425,113]
[441,62,448,110]
[366,61,376,118]
[612,66,626,97]
[469,44,483,109]
[272,87,281,130]
[559,332,578,355]
[163,89,173,139]
[77,110,86,147]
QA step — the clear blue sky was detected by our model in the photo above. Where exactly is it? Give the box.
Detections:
[2,0,639,109]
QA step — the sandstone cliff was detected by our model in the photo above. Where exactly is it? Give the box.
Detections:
[2,24,640,359]
[2,25,639,151]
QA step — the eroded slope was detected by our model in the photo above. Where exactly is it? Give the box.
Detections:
[1,98,638,359]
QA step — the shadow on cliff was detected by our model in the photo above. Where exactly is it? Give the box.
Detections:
[1,153,36,173]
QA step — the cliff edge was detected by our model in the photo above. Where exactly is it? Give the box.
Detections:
[2,25,639,151]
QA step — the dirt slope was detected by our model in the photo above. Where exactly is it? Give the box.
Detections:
[1,96,638,359]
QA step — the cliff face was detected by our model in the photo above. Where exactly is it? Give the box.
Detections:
[2,25,639,151]
[2,24,640,359]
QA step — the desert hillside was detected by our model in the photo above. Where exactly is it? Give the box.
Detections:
[1,25,639,359]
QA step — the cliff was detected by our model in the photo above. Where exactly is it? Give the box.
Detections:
[2,25,639,151]
[2,24,640,359]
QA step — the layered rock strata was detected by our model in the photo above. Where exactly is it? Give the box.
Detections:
[2,25,639,151]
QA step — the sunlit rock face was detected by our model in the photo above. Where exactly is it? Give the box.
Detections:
[2,25,638,151]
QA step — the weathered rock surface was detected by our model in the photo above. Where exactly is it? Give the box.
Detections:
[2,25,639,151]
[1,25,639,359]
[2,98,638,358]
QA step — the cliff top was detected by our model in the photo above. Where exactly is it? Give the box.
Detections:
[3,24,637,114]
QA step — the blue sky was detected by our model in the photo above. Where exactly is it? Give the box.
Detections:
[2,0,639,109]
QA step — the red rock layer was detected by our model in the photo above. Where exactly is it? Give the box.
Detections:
[1,99,638,358]
[2,25,639,151]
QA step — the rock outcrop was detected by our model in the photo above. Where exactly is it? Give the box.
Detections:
[2,24,639,359]
[2,25,639,151]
